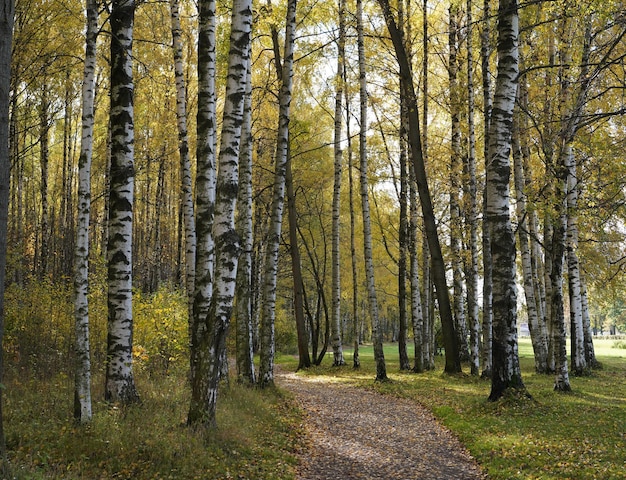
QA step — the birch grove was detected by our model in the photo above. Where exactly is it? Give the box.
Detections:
[4,0,626,436]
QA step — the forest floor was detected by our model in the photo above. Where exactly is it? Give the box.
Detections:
[276,366,487,480]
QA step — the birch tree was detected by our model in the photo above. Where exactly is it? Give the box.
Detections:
[480,0,493,379]
[188,0,252,427]
[188,0,217,419]
[345,83,360,369]
[358,0,387,381]
[465,0,480,376]
[105,0,140,404]
[193,0,217,335]
[486,0,526,401]
[330,0,346,367]
[420,0,433,371]
[235,52,256,385]
[409,171,424,373]
[170,0,196,321]
[73,0,97,423]
[0,0,14,470]
[512,70,548,374]
[448,2,469,362]
[259,0,298,388]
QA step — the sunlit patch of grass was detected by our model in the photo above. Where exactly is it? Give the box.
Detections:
[287,340,626,480]
[4,367,301,479]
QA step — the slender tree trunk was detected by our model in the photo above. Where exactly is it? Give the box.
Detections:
[345,84,360,370]
[397,143,410,371]
[235,52,256,385]
[398,71,410,370]
[61,77,75,279]
[377,0,461,373]
[193,0,217,336]
[513,79,548,374]
[409,171,424,373]
[358,0,387,381]
[0,0,15,473]
[465,0,480,376]
[421,0,434,371]
[480,0,493,379]
[170,0,196,322]
[286,150,311,370]
[580,278,598,368]
[38,81,50,278]
[188,0,217,421]
[259,0,298,388]
[331,0,346,367]
[566,147,586,376]
[73,0,97,423]
[106,0,139,404]
[550,180,570,391]
[188,0,251,427]
[448,3,469,364]
[487,0,526,402]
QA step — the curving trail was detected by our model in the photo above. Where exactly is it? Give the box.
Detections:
[276,369,487,480]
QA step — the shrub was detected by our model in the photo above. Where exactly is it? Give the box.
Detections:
[133,286,189,375]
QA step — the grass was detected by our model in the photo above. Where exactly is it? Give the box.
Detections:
[2,357,302,479]
[293,339,626,480]
[4,341,625,479]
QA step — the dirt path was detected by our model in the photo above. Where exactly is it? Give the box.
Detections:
[276,369,486,480]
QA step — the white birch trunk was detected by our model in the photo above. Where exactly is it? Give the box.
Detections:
[170,0,196,322]
[480,0,493,379]
[188,0,217,424]
[235,52,256,385]
[189,0,251,427]
[205,0,251,417]
[259,0,298,388]
[487,0,525,401]
[194,0,217,325]
[330,0,346,366]
[409,174,424,373]
[358,0,387,381]
[580,278,598,368]
[73,0,97,423]
[345,84,360,369]
[512,96,549,373]
[550,188,570,391]
[106,0,139,404]
[566,147,586,375]
[465,0,480,376]
[448,4,468,362]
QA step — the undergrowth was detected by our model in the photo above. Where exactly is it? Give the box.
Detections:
[3,367,301,479]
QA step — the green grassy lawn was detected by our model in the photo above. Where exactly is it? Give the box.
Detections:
[4,340,624,479]
[293,339,626,480]
[2,363,302,479]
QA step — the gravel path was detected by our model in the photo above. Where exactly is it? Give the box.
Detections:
[276,369,487,480]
